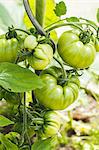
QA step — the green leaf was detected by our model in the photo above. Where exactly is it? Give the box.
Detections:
[24,0,59,28]
[97,8,99,23]
[66,17,79,22]
[31,137,57,150]
[0,62,44,92]
[0,133,18,150]
[54,1,67,17]
[0,115,14,127]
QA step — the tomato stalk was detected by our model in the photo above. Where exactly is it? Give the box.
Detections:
[79,17,98,30]
[45,18,98,33]
[22,92,31,148]
[53,56,66,79]
[46,22,83,32]
[27,110,44,125]
[15,28,31,35]
[32,90,37,104]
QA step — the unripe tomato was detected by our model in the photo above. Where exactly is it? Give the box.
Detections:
[27,44,53,70]
[0,38,18,62]
[40,111,61,138]
[35,67,80,110]
[57,30,96,69]
[24,35,38,50]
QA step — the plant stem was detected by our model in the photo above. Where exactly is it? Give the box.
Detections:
[45,18,98,32]
[54,56,66,79]
[32,90,37,104]
[27,110,44,124]
[79,17,98,28]
[46,22,83,32]
[23,92,27,134]
[23,0,46,36]
[36,0,46,27]
[22,92,32,148]
[15,28,31,35]
[44,18,66,29]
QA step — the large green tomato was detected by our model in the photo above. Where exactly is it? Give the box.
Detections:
[0,38,18,62]
[40,111,61,138]
[35,67,80,110]
[27,44,53,70]
[57,30,96,69]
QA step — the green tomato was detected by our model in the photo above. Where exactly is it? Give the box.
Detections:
[27,44,53,70]
[35,67,80,110]
[41,111,61,138]
[95,38,99,52]
[57,30,96,69]
[0,38,18,62]
[24,35,38,50]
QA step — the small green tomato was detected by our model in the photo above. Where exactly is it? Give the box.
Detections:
[24,35,38,50]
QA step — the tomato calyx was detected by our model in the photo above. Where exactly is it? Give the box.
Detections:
[57,69,82,86]
[79,29,93,44]
[5,26,18,40]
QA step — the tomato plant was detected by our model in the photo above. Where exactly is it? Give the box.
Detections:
[0,0,98,149]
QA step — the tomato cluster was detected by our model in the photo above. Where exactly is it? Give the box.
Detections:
[0,28,98,111]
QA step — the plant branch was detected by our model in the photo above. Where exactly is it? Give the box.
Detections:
[54,56,66,79]
[45,21,98,34]
[46,22,83,32]
[15,28,31,35]
[23,92,27,133]
[32,90,37,104]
